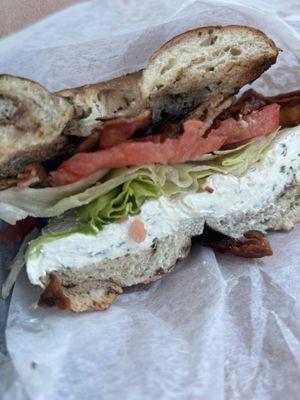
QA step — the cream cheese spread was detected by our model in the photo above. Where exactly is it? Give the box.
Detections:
[27,127,300,286]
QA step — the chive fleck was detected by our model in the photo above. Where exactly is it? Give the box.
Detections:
[280,143,287,157]
[151,237,158,250]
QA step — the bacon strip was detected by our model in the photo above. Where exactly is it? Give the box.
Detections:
[50,104,279,186]
[50,120,225,186]
[17,163,48,188]
[0,177,18,190]
[75,131,99,153]
[154,95,235,139]
[0,163,48,191]
[74,111,152,153]
[98,111,152,149]
[217,89,267,121]
[196,226,273,258]
[268,90,300,127]
[224,88,300,128]
[38,274,71,310]
[0,217,37,246]
[185,95,235,124]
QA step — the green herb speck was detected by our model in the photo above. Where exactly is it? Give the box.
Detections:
[280,143,287,157]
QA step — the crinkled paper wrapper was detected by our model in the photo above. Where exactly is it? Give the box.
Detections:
[1,1,300,399]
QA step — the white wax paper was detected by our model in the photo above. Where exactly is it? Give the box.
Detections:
[1,1,300,399]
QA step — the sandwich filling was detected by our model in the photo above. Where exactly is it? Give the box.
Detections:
[50,104,279,185]
[0,93,283,226]
[26,126,300,286]
[4,26,300,311]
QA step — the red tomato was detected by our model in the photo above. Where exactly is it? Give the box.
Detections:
[129,219,147,243]
[51,104,279,186]
[216,104,280,145]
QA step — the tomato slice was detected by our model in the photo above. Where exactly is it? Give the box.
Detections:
[51,120,223,185]
[51,104,280,186]
[218,104,280,145]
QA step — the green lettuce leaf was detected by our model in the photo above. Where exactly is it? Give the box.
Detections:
[0,169,109,224]
[75,132,277,232]
[26,131,279,259]
[0,129,278,228]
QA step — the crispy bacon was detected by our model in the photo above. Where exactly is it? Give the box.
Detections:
[51,104,279,186]
[221,88,300,128]
[50,119,226,185]
[230,231,273,258]
[186,95,235,124]
[268,89,300,127]
[0,177,18,190]
[73,111,152,153]
[217,89,268,122]
[279,105,300,128]
[268,89,300,107]
[0,163,48,190]
[98,111,152,149]
[38,274,71,310]
[75,131,100,153]
[0,217,37,245]
[17,163,48,188]
[196,226,273,258]
[153,95,235,139]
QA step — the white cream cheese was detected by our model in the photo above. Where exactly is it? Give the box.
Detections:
[27,127,300,286]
